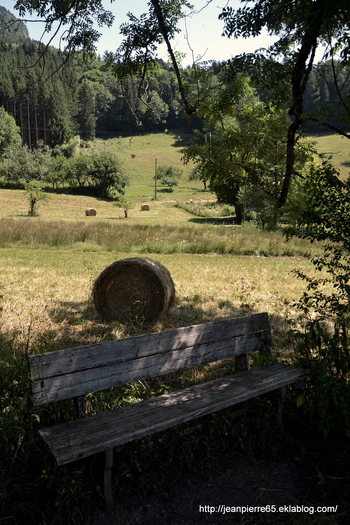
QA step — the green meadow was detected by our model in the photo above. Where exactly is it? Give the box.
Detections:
[87,132,207,200]
[309,130,350,179]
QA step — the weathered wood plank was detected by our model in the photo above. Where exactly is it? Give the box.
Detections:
[39,364,308,466]
[31,331,272,405]
[29,313,270,381]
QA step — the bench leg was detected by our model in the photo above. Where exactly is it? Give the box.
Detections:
[277,386,286,435]
[104,448,114,515]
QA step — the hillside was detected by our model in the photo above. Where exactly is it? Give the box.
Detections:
[0,5,29,43]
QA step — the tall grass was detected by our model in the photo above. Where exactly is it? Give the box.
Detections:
[0,218,319,257]
[175,199,235,218]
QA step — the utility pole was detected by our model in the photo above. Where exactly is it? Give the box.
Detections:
[154,158,158,200]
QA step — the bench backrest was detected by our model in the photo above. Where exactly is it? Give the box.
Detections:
[28,312,271,406]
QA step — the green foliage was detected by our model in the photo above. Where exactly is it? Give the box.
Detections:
[182,78,313,218]
[24,181,50,216]
[89,151,129,199]
[54,136,81,159]
[287,160,350,319]
[0,143,52,184]
[0,5,30,43]
[0,336,94,523]
[0,142,128,199]
[50,151,129,199]
[219,0,350,207]
[0,40,77,147]
[287,159,350,437]
[64,154,93,188]
[156,164,182,191]
[291,319,350,438]
[0,107,22,158]
[237,184,279,229]
[15,0,114,57]
[76,80,96,140]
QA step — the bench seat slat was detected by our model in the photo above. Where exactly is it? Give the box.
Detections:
[31,331,272,405]
[39,363,308,466]
[29,313,270,381]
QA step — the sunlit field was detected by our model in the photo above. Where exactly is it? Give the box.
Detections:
[309,130,350,180]
[0,247,315,352]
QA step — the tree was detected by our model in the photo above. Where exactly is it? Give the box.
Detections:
[15,0,350,209]
[286,159,350,437]
[90,152,129,199]
[0,5,30,43]
[24,180,50,215]
[64,154,92,188]
[182,77,313,225]
[219,0,350,205]
[107,0,195,115]
[77,80,96,140]
[46,81,74,146]
[14,0,114,58]
[0,143,51,183]
[156,164,182,191]
[0,106,22,158]
[287,159,350,320]
[0,38,79,148]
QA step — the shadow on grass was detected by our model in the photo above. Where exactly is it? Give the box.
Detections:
[189,216,238,225]
[45,293,291,355]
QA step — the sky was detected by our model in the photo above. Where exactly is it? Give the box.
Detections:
[1,0,278,64]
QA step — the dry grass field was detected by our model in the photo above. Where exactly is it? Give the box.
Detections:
[0,246,315,354]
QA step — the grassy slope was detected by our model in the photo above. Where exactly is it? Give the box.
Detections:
[88,132,211,200]
[309,130,350,179]
[0,130,340,348]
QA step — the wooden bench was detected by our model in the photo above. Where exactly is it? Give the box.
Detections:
[28,312,308,514]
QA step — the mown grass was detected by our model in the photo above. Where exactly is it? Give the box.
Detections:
[0,247,315,347]
[310,131,350,180]
[87,132,210,200]
[1,245,325,524]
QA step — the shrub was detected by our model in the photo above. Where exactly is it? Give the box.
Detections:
[24,181,50,216]
[287,160,350,437]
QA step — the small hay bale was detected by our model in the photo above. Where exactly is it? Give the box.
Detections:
[86,208,97,216]
[92,257,175,323]
[141,204,150,211]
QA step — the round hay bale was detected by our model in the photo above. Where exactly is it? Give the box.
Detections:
[86,208,97,216]
[92,257,175,323]
[141,204,150,211]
